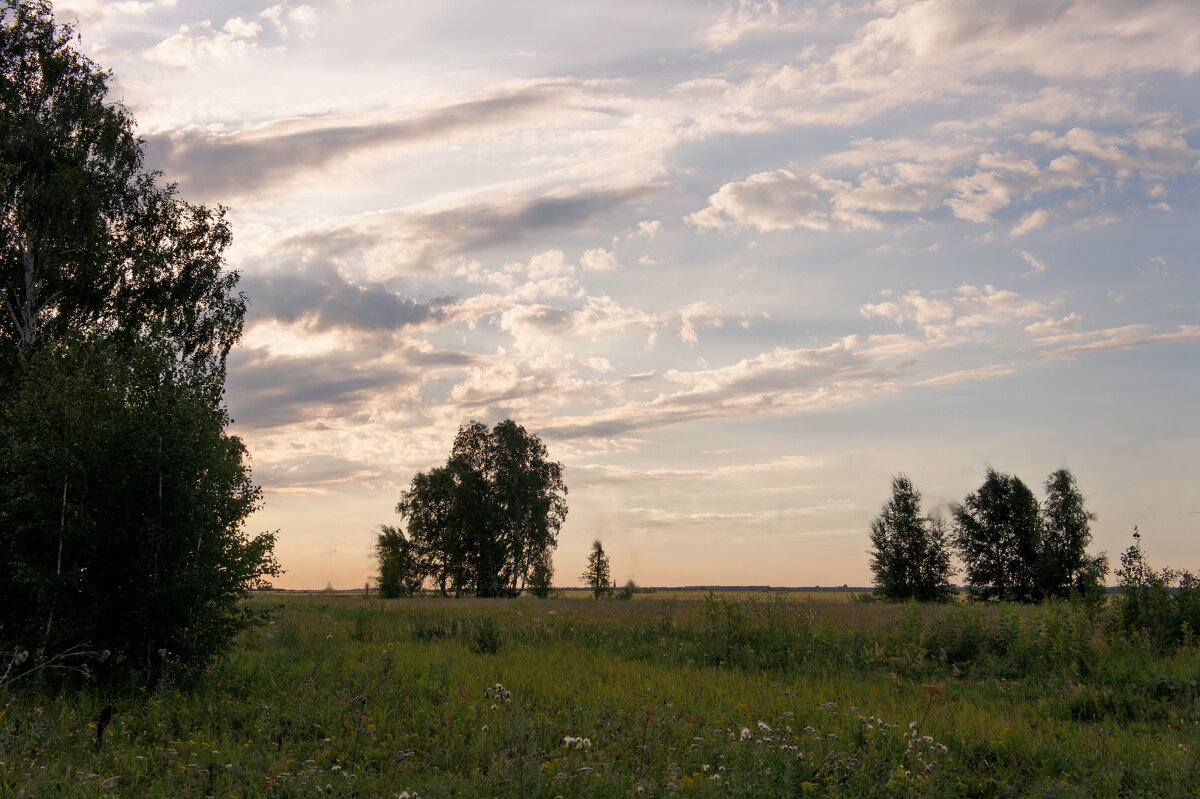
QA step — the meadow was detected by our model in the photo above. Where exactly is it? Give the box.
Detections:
[2,590,1198,798]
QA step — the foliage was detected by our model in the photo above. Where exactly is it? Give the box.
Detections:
[394,419,568,598]
[0,337,277,683]
[951,467,1106,603]
[580,539,612,599]
[617,579,636,600]
[1039,469,1106,601]
[375,525,424,598]
[0,0,243,380]
[526,550,554,598]
[1112,529,1200,651]
[0,2,274,683]
[952,468,1043,601]
[867,474,954,602]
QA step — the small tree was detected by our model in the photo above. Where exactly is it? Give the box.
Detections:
[375,525,424,598]
[1112,528,1200,651]
[580,540,612,599]
[868,474,954,602]
[953,469,1042,601]
[527,551,554,598]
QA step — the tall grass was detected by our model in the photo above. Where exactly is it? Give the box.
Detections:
[2,592,1197,797]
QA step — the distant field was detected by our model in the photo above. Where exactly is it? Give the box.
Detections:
[272,586,869,603]
[3,593,1197,798]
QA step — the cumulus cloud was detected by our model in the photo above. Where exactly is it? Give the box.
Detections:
[580,248,620,271]
[686,169,877,232]
[58,0,177,27]
[860,284,1053,345]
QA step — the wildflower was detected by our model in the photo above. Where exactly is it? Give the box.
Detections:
[481,724,489,732]
[757,721,771,732]
[739,727,752,741]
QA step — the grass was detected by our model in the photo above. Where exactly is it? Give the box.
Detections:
[2,592,1198,798]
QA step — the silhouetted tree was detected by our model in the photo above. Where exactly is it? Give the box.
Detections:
[0,337,276,682]
[0,1,243,381]
[527,550,554,598]
[953,468,1043,601]
[868,474,954,602]
[395,466,461,595]
[1039,468,1107,600]
[0,2,273,683]
[580,540,612,599]
[375,525,424,598]
[391,419,567,598]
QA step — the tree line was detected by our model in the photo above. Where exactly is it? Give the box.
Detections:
[868,468,1108,603]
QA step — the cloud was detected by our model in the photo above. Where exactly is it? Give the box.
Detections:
[915,364,1017,386]
[227,346,419,430]
[699,0,823,51]
[573,454,823,487]
[241,262,451,332]
[145,86,574,199]
[687,169,875,232]
[679,301,724,344]
[1013,249,1049,276]
[278,183,661,277]
[1009,207,1052,237]
[860,284,1053,344]
[580,248,620,271]
[1035,324,1200,359]
[544,337,907,440]
[57,0,177,27]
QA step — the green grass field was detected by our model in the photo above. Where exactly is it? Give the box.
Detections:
[2,591,1198,798]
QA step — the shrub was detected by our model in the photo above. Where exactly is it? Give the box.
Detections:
[1111,530,1200,651]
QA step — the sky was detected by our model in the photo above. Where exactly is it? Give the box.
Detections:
[59,0,1198,589]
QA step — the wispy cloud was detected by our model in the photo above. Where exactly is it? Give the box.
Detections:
[145,86,575,199]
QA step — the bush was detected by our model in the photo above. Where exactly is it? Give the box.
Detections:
[1111,531,1200,651]
[471,616,503,655]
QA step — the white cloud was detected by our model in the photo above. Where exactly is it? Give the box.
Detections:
[679,301,724,344]
[861,284,1053,344]
[1010,207,1051,237]
[1013,249,1049,276]
[145,20,274,67]
[580,248,620,271]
